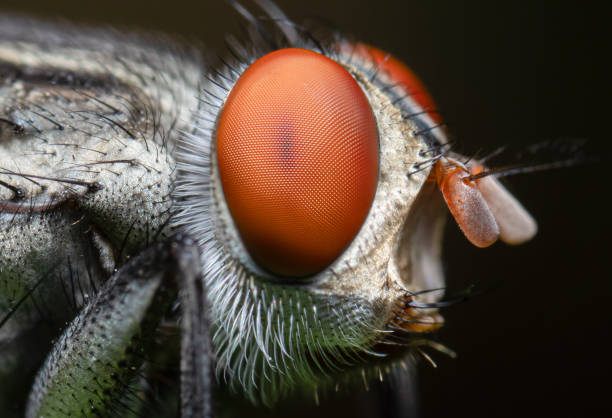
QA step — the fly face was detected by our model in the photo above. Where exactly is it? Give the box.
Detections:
[0,1,546,417]
[173,39,450,403]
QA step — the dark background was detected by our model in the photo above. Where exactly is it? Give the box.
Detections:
[2,1,610,417]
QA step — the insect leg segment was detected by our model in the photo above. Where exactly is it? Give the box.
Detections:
[25,235,212,418]
[176,237,213,418]
[434,156,537,247]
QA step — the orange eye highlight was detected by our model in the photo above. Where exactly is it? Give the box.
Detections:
[358,44,440,123]
[217,48,379,277]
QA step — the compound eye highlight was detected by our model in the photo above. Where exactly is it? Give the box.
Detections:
[217,48,379,277]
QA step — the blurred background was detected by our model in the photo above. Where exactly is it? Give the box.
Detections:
[2,1,610,417]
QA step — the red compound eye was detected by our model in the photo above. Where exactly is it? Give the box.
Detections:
[217,48,379,277]
[358,44,440,123]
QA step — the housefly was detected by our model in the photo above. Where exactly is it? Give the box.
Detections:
[2,1,604,417]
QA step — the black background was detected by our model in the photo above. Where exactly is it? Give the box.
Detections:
[2,1,610,417]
